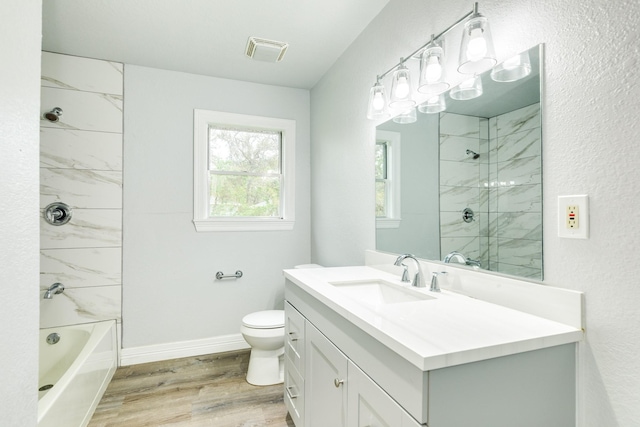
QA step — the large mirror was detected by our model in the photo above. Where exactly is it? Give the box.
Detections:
[376,44,543,280]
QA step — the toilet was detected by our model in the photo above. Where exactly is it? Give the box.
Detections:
[241,310,286,386]
[241,264,323,386]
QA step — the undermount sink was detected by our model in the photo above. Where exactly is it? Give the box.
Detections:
[329,279,435,306]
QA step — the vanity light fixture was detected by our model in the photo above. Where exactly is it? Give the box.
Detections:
[450,75,483,100]
[366,2,497,122]
[418,36,449,95]
[458,3,496,74]
[366,76,390,120]
[418,93,447,114]
[491,50,532,82]
[389,59,415,109]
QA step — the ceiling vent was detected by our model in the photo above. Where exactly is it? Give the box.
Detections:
[245,37,289,63]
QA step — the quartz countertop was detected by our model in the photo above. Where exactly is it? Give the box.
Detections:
[284,266,583,371]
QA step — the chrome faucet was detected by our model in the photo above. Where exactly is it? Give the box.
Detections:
[443,251,481,268]
[44,282,65,299]
[394,254,425,288]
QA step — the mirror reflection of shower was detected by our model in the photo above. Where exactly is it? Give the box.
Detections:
[466,149,480,159]
[43,107,63,123]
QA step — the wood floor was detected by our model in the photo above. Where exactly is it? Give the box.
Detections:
[88,350,295,427]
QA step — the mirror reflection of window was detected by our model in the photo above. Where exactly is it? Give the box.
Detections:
[375,141,388,218]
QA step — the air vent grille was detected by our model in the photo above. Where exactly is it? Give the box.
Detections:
[245,37,288,63]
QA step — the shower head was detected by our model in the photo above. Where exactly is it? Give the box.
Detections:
[43,107,63,123]
[466,149,480,159]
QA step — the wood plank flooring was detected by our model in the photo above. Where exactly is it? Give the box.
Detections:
[88,350,295,427]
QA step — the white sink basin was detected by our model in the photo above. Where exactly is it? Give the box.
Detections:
[329,279,435,306]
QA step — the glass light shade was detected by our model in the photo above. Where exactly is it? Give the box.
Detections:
[389,63,416,109]
[366,81,390,120]
[450,75,483,100]
[418,94,446,114]
[418,41,450,94]
[392,107,417,124]
[491,51,532,82]
[458,14,497,74]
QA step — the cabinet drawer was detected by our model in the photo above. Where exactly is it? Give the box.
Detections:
[284,355,305,427]
[285,301,305,375]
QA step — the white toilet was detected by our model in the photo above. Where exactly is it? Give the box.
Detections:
[241,310,286,386]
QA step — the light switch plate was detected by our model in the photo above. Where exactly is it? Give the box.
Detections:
[558,195,589,239]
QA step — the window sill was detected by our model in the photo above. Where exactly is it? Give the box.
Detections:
[193,218,295,232]
[376,218,401,229]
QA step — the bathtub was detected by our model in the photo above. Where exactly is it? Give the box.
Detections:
[38,320,118,427]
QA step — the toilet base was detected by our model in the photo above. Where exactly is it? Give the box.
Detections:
[246,347,284,386]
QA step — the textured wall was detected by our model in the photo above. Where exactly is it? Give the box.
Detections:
[311,0,640,425]
[123,65,311,348]
[0,1,41,425]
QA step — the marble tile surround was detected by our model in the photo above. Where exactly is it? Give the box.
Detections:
[40,52,123,328]
[440,105,541,278]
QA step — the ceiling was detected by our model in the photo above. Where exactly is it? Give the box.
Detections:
[41,0,390,90]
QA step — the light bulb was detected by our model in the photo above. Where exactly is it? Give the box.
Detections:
[395,76,410,98]
[425,56,442,83]
[372,91,385,111]
[466,28,487,61]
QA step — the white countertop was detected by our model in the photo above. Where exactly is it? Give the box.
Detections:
[284,266,584,371]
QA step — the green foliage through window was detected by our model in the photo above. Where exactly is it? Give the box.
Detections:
[208,127,282,217]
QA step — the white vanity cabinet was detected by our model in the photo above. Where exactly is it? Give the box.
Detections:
[284,274,578,427]
[285,302,420,427]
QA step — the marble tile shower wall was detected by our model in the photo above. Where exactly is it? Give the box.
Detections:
[439,113,488,263]
[489,104,542,278]
[39,52,123,328]
[439,105,542,279]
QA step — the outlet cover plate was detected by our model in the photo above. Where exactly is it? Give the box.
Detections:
[558,195,589,239]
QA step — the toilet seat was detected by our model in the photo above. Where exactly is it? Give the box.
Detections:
[242,310,285,329]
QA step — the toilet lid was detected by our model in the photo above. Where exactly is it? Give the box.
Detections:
[242,310,285,329]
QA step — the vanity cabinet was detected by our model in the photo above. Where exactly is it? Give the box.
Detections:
[285,277,577,427]
[285,302,420,427]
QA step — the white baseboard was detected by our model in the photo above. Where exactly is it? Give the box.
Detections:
[120,333,250,366]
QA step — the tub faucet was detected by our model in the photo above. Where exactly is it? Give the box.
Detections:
[44,282,65,299]
[394,254,425,288]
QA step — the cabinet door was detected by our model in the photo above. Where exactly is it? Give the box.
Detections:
[304,323,348,427]
[285,302,305,375]
[348,361,422,427]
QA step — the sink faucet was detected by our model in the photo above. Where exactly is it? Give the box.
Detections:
[443,251,481,268]
[44,282,65,299]
[394,254,425,288]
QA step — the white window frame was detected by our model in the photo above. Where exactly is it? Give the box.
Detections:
[376,130,401,229]
[193,109,295,232]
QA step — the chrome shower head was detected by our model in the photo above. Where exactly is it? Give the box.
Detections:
[466,149,480,159]
[43,107,63,123]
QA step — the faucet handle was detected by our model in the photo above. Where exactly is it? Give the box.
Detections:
[430,271,447,292]
[400,264,410,283]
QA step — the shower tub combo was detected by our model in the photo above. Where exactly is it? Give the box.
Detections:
[38,320,117,427]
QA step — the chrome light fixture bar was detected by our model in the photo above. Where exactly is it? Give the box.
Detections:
[367,2,496,121]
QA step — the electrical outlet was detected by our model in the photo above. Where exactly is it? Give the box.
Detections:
[558,195,589,239]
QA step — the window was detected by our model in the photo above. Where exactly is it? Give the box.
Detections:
[375,130,401,228]
[193,110,295,231]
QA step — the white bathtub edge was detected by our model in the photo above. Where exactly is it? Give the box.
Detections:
[120,333,250,366]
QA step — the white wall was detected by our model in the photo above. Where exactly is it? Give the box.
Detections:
[123,65,310,348]
[0,1,41,425]
[311,0,640,425]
